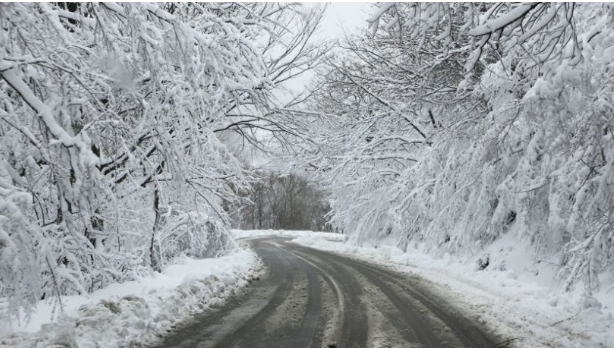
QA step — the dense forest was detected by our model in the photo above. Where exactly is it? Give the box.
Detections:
[305,3,614,294]
[237,172,331,232]
[0,2,326,322]
[1,2,613,326]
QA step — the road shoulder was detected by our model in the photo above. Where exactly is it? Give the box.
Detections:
[0,247,263,348]
[291,233,614,347]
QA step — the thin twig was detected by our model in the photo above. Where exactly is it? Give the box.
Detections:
[494,337,520,348]
[551,310,581,326]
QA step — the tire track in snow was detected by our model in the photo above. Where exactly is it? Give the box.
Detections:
[155,237,498,348]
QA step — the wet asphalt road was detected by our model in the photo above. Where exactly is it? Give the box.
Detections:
[156,237,499,348]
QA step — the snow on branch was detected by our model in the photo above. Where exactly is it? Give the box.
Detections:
[468,3,539,36]
[310,2,614,295]
[0,1,326,325]
[1,66,97,164]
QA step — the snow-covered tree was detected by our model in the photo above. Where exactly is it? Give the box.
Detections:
[238,171,331,231]
[310,2,614,293]
[0,2,325,323]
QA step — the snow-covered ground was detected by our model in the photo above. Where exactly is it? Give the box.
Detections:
[233,229,345,241]
[0,246,262,348]
[290,231,614,348]
[5,229,610,348]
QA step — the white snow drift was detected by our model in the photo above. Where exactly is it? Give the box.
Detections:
[290,230,614,348]
[0,247,262,348]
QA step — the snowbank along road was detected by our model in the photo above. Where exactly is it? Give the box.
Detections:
[156,237,500,347]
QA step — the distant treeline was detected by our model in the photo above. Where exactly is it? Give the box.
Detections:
[237,172,332,232]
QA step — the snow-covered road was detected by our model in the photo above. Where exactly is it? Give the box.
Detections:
[290,232,614,347]
[6,230,609,347]
[156,237,499,347]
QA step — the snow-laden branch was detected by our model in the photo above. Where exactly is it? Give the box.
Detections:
[1,66,98,164]
[468,3,539,36]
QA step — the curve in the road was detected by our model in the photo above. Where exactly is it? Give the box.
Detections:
[155,237,500,348]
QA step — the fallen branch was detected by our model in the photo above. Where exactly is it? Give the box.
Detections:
[551,310,581,326]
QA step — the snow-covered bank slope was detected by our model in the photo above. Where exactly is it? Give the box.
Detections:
[312,2,614,297]
[292,232,614,347]
[0,246,262,348]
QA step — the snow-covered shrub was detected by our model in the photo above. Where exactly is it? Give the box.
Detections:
[158,209,236,264]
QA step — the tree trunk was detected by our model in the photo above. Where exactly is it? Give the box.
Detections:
[150,187,162,272]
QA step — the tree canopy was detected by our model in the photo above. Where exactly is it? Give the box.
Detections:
[307,2,614,294]
[0,2,325,323]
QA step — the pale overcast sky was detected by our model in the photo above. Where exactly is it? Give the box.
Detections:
[280,2,372,101]
[316,2,371,40]
[255,2,372,170]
